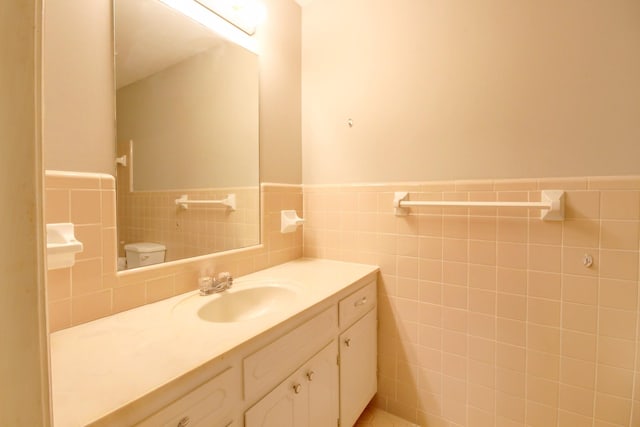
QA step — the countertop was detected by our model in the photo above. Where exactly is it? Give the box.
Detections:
[50,258,378,427]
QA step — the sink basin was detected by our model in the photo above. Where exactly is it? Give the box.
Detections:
[196,283,299,323]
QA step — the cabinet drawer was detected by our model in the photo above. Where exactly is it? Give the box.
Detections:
[244,306,338,402]
[136,367,239,427]
[339,281,376,328]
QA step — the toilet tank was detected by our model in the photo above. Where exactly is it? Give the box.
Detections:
[124,242,166,269]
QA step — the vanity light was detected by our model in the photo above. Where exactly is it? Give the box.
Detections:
[195,0,266,35]
[158,0,263,52]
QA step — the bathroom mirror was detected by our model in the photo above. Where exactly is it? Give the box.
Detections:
[114,0,260,270]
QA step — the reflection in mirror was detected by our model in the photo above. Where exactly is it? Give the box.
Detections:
[114,0,260,271]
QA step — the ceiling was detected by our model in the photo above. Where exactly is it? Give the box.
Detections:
[115,0,224,88]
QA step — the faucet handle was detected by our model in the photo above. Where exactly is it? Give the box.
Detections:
[217,272,233,288]
[217,272,232,282]
[198,276,213,295]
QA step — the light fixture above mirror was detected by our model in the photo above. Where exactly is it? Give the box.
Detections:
[195,0,266,35]
[158,0,265,52]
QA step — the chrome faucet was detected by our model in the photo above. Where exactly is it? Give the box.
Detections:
[199,272,233,296]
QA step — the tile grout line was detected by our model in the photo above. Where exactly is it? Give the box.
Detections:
[590,191,602,427]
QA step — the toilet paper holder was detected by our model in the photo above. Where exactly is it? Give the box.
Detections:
[46,223,84,270]
[280,210,305,233]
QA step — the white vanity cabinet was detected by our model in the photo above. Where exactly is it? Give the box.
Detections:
[54,261,380,427]
[245,341,339,427]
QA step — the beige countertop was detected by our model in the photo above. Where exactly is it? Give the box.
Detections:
[50,258,378,427]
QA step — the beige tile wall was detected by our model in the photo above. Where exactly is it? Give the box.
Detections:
[117,187,260,261]
[44,171,302,332]
[303,176,640,427]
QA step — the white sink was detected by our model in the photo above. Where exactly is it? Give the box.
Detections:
[173,281,300,323]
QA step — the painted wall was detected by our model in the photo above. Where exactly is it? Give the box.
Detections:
[301,0,640,184]
[42,0,302,184]
[258,0,302,185]
[300,1,640,425]
[0,0,51,424]
[43,0,116,175]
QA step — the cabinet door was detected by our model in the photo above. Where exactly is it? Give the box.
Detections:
[307,341,339,427]
[245,373,308,427]
[339,309,377,427]
[246,342,338,427]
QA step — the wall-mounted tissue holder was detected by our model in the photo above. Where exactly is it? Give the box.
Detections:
[46,223,83,270]
[281,210,305,233]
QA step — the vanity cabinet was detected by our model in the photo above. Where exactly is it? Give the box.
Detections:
[245,341,339,427]
[60,261,380,427]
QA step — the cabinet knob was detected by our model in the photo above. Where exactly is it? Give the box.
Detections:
[306,370,315,381]
[354,296,367,307]
[344,338,352,347]
[293,383,302,394]
[177,416,190,427]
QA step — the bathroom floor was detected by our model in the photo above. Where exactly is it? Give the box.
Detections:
[355,406,420,427]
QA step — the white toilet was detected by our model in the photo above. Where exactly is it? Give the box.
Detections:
[124,242,166,269]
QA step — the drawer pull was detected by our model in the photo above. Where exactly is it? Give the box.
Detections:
[344,338,352,347]
[293,383,302,394]
[306,370,315,381]
[177,416,190,427]
[354,296,368,307]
